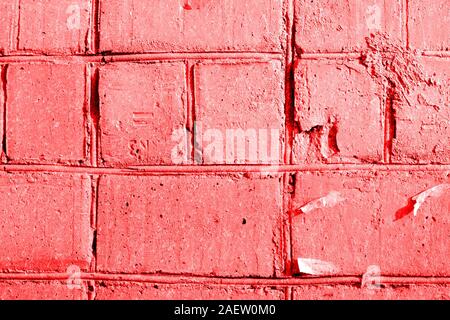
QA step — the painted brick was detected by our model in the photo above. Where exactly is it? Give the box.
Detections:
[293,59,384,164]
[0,173,92,272]
[0,281,88,300]
[295,0,403,53]
[392,57,450,164]
[99,62,187,166]
[293,284,450,300]
[99,0,284,53]
[95,282,286,300]
[0,0,448,301]
[6,63,87,164]
[97,175,282,277]
[292,170,450,276]
[408,0,450,51]
[0,0,17,54]
[17,0,91,54]
[194,62,284,164]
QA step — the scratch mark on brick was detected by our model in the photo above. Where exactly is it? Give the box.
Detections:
[385,87,397,162]
[405,0,410,48]
[89,65,100,166]
[15,0,21,51]
[92,0,100,53]
[132,111,153,126]
[1,65,8,161]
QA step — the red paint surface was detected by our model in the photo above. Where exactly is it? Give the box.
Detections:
[293,59,384,163]
[0,0,449,300]
[96,175,282,277]
[293,284,450,300]
[99,0,284,52]
[95,282,287,300]
[0,281,88,300]
[195,61,285,164]
[0,173,92,272]
[6,63,87,163]
[17,0,91,54]
[292,171,450,276]
[295,0,403,53]
[99,62,187,166]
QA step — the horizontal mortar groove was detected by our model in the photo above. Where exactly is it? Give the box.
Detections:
[0,273,449,286]
[1,164,450,175]
[299,51,450,59]
[0,51,448,64]
[422,51,450,57]
[0,52,283,63]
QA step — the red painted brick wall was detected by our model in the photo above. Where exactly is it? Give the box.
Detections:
[0,0,448,300]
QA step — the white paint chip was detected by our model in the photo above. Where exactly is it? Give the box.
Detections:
[298,191,345,214]
[412,184,450,217]
[297,258,339,276]
[66,4,81,30]
[361,265,382,290]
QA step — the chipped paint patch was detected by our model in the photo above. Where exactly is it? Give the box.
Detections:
[296,191,345,215]
[297,258,339,276]
[412,184,450,217]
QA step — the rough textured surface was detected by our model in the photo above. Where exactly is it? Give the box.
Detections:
[295,0,403,53]
[99,62,186,166]
[361,34,449,163]
[95,282,286,300]
[292,171,450,276]
[17,0,91,54]
[195,62,285,164]
[391,57,450,163]
[6,63,87,164]
[0,65,4,161]
[293,59,384,163]
[0,1,16,55]
[0,281,88,300]
[97,175,283,277]
[99,0,285,53]
[293,284,450,300]
[0,173,92,272]
[0,0,448,301]
[409,0,450,51]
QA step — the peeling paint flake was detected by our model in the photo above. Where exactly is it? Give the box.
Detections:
[297,191,345,215]
[297,258,339,276]
[412,184,450,217]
